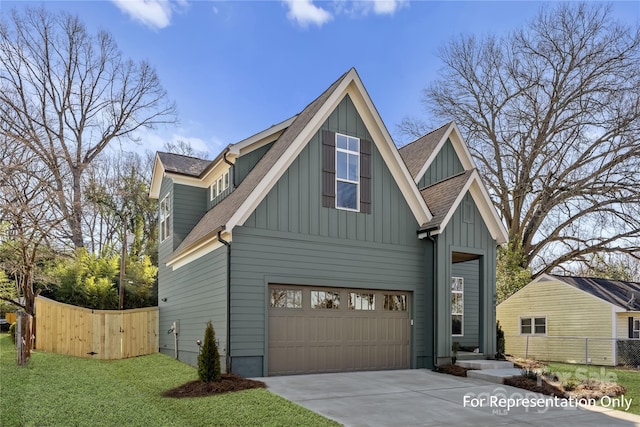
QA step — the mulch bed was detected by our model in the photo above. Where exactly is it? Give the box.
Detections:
[504,376,566,397]
[504,374,626,400]
[162,374,266,398]
[437,364,469,377]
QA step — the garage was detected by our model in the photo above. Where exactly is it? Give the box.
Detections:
[268,285,411,375]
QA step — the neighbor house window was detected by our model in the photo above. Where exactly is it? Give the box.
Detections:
[383,294,407,311]
[335,133,359,211]
[270,289,302,309]
[451,277,464,336]
[349,293,375,310]
[311,291,340,309]
[159,194,170,242]
[210,171,230,201]
[634,318,640,339]
[520,317,546,335]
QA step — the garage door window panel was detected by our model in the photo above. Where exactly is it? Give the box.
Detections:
[349,293,375,310]
[311,290,340,309]
[270,289,302,308]
[383,295,407,311]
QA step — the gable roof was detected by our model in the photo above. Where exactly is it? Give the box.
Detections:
[399,122,451,179]
[165,68,432,267]
[417,169,508,244]
[156,152,211,177]
[419,170,473,230]
[553,275,640,311]
[399,122,474,182]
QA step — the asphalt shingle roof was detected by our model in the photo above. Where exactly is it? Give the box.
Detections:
[552,275,640,311]
[157,152,211,177]
[418,170,472,231]
[398,122,452,180]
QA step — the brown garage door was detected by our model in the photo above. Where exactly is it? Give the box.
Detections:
[268,285,410,375]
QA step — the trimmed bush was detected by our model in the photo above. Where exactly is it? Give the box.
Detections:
[198,321,221,382]
[496,321,505,359]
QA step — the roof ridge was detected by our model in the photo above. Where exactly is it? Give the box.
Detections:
[399,121,453,150]
[157,151,210,162]
[552,274,640,285]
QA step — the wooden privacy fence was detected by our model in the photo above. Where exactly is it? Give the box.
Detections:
[35,297,159,359]
[5,312,17,324]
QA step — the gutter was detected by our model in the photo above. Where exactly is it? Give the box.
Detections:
[428,232,439,370]
[217,230,232,373]
[217,230,232,374]
[418,226,439,370]
[223,151,235,189]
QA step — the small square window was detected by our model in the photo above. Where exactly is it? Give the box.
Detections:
[633,319,640,339]
[520,318,532,334]
[520,317,545,335]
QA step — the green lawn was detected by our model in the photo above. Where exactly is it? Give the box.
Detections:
[546,362,640,415]
[0,334,339,426]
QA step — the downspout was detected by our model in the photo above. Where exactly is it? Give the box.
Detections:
[426,231,439,370]
[223,151,235,189]
[217,229,232,373]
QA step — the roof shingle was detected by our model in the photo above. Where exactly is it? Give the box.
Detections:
[398,122,452,179]
[418,170,472,230]
[552,275,640,311]
[157,152,211,177]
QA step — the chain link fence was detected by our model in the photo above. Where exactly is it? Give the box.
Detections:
[505,335,640,368]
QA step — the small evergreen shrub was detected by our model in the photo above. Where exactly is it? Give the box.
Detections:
[9,322,16,344]
[496,321,505,359]
[198,321,221,382]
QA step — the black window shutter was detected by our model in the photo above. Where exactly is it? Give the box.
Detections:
[322,130,336,208]
[360,139,372,213]
[630,317,634,339]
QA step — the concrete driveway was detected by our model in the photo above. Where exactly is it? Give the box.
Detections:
[260,369,640,426]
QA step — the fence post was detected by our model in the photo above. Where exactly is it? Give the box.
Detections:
[585,338,589,366]
[525,335,529,359]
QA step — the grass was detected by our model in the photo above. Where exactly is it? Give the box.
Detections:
[545,362,640,415]
[0,334,339,426]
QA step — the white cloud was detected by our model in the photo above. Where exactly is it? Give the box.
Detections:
[283,0,332,28]
[111,0,187,30]
[371,0,406,15]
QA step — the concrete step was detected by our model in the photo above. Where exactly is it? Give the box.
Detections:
[467,368,523,384]
[456,360,514,370]
[456,352,487,360]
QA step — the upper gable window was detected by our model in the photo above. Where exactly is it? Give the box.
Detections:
[336,134,360,211]
[210,171,230,201]
[322,130,371,213]
[159,194,170,242]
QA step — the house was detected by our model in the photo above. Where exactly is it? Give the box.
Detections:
[497,274,640,366]
[149,68,508,377]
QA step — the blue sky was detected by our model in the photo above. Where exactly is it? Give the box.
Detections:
[2,1,639,157]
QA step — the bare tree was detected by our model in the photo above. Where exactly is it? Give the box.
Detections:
[0,7,176,249]
[405,3,640,276]
[0,135,65,361]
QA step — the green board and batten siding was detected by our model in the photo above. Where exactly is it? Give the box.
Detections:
[435,191,497,362]
[233,95,428,376]
[235,142,275,186]
[157,177,228,369]
[451,259,480,348]
[417,139,464,189]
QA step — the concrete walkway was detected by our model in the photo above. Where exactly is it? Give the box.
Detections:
[260,369,640,426]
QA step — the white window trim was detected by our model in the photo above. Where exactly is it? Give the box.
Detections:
[633,318,640,339]
[451,277,464,336]
[519,316,547,336]
[210,171,230,201]
[335,133,360,212]
[159,194,170,242]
